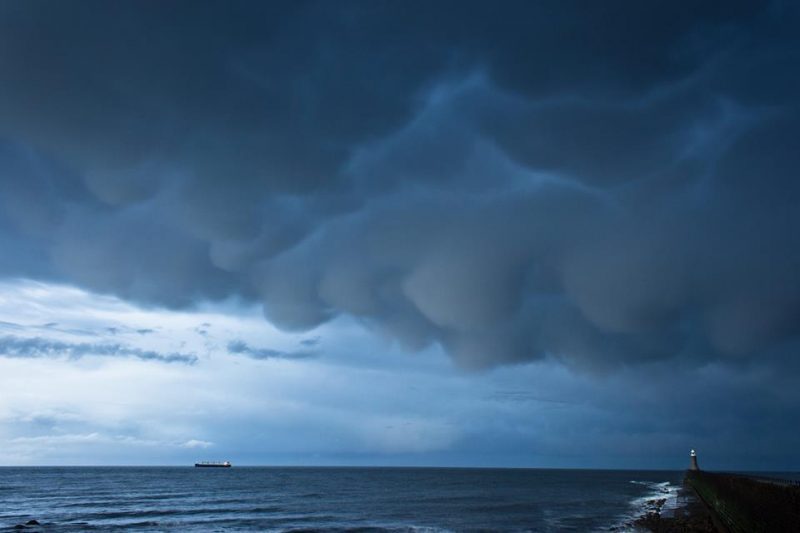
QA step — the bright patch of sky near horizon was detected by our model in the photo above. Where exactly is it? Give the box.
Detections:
[0,279,561,466]
[0,279,794,471]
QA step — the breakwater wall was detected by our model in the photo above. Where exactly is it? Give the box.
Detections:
[685,470,800,532]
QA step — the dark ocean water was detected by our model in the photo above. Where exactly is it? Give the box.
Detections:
[0,467,685,532]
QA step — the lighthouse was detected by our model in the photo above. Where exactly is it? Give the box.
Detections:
[689,449,699,471]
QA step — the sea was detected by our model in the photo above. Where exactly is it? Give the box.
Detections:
[0,467,686,532]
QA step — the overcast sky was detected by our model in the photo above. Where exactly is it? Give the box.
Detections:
[0,0,799,469]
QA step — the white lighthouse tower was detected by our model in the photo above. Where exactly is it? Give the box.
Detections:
[689,449,699,471]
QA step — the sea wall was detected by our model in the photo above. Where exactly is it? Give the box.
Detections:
[685,470,800,532]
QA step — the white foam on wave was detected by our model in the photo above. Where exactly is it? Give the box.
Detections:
[607,480,683,532]
[629,480,680,514]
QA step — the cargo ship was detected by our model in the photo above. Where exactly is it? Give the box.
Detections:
[194,461,231,468]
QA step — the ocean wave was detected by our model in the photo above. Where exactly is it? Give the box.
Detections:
[608,480,682,531]
[282,525,453,533]
[630,480,680,513]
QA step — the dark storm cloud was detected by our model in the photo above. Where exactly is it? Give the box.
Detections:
[0,335,196,364]
[227,340,316,361]
[0,1,799,370]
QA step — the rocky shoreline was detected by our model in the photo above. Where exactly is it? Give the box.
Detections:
[614,486,717,532]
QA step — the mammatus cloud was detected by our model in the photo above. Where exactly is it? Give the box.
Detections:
[0,335,197,364]
[0,1,798,370]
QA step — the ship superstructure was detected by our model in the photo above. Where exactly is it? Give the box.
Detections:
[194,461,231,468]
